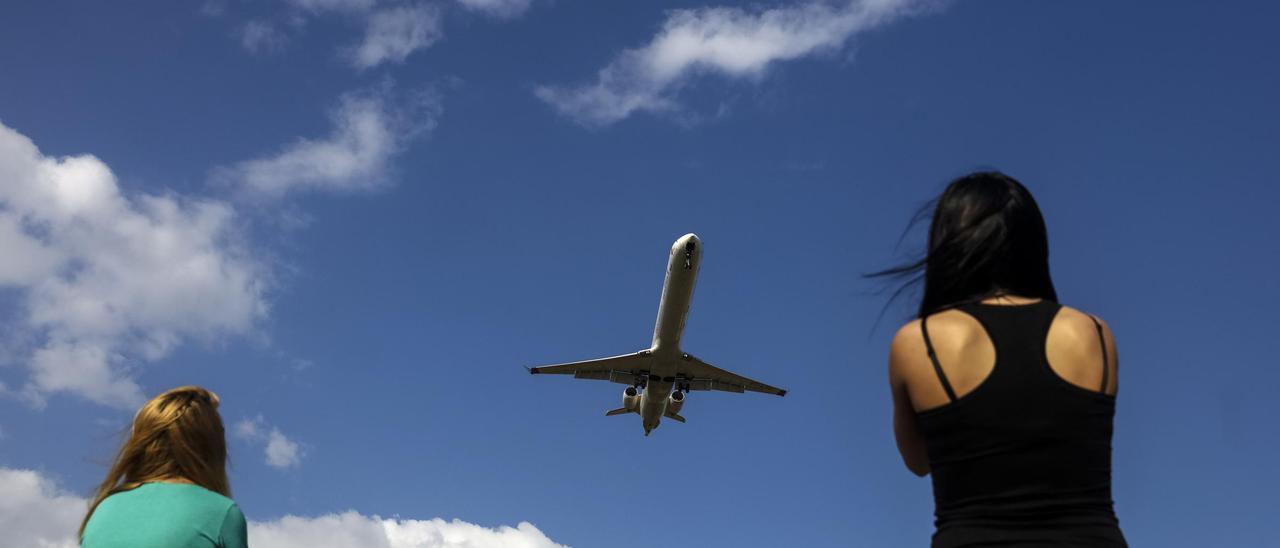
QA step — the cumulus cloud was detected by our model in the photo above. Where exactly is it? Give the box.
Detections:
[214,84,441,200]
[455,0,533,19]
[1,467,567,548]
[349,4,444,69]
[240,19,289,53]
[535,0,940,126]
[0,121,268,408]
[251,512,568,548]
[0,468,84,548]
[235,416,304,469]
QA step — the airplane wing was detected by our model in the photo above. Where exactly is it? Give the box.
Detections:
[677,355,787,397]
[528,351,651,385]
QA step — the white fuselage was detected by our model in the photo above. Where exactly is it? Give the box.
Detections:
[639,233,701,434]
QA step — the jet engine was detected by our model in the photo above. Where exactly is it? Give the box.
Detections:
[622,386,641,411]
[667,390,684,414]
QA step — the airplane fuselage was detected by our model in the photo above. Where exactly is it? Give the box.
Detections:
[639,233,701,434]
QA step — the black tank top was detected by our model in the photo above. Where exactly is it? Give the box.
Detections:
[915,300,1127,547]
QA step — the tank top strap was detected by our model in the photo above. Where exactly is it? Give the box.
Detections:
[920,315,958,402]
[1087,313,1109,392]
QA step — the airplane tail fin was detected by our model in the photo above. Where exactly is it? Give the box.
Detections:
[605,407,632,416]
[664,411,686,423]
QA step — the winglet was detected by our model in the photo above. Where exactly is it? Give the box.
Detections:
[778,389,787,397]
[527,366,540,375]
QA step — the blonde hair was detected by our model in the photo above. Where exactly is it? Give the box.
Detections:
[79,385,230,540]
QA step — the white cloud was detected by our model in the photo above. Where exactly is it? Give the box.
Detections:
[241,19,289,53]
[252,512,569,548]
[235,416,304,469]
[233,416,263,439]
[215,84,440,200]
[1,467,568,548]
[535,0,940,126]
[265,429,302,468]
[0,468,83,548]
[0,121,268,408]
[455,0,533,19]
[349,4,444,69]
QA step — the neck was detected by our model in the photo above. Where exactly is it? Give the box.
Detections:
[979,293,1041,305]
[148,476,195,485]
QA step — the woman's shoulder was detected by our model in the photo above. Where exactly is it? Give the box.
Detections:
[85,483,243,545]
[889,308,984,353]
[130,482,238,511]
[888,309,987,385]
[1045,305,1117,359]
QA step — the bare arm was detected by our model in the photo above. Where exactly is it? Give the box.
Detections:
[890,323,930,477]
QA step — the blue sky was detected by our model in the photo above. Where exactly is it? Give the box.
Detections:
[1,1,1278,546]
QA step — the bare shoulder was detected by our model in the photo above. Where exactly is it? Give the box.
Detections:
[1055,305,1117,344]
[891,311,964,355]
[889,310,981,374]
[890,318,924,356]
[1048,305,1120,394]
[890,309,994,408]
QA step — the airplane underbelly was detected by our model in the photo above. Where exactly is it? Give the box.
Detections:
[642,382,671,428]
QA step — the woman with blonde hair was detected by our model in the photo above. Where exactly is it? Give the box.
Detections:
[80,385,248,548]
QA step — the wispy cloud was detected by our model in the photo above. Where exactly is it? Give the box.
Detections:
[240,19,290,53]
[536,0,940,127]
[349,4,444,69]
[214,83,441,201]
[221,0,534,70]
[235,416,304,469]
[0,121,268,408]
[286,0,377,14]
[455,0,534,19]
[199,0,228,18]
[2,467,568,548]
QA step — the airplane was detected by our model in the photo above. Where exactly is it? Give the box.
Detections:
[529,233,786,436]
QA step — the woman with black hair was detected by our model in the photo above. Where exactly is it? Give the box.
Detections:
[873,172,1127,547]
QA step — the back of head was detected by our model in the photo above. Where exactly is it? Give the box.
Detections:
[922,171,1057,315]
[80,385,229,539]
[869,171,1058,318]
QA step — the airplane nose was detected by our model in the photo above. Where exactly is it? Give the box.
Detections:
[673,233,700,253]
[677,234,700,269]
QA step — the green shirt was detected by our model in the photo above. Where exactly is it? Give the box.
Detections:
[81,482,248,548]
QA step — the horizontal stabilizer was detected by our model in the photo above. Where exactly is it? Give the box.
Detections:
[664,411,686,423]
[605,407,632,416]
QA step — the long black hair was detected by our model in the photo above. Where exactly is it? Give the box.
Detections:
[867,171,1058,319]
